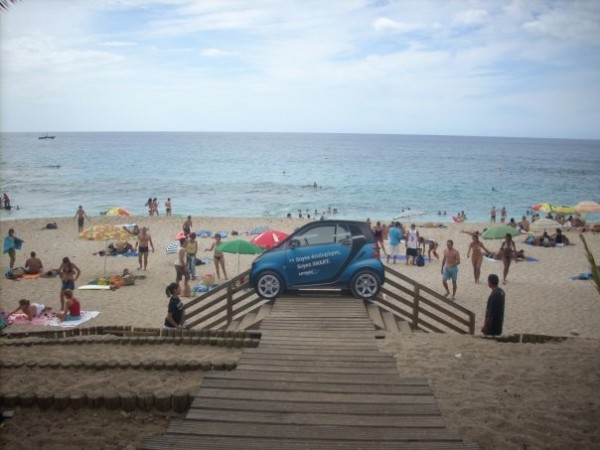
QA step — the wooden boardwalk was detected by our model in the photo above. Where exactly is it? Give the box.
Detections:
[142,296,478,449]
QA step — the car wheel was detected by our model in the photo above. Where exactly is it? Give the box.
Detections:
[256,271,283,300]
[350,270,381,299]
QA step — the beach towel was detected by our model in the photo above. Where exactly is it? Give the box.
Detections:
[570,272,592,280]
[3,236,23,254]
[20,273,43,279]
[246,225,269,235]
[195,257,213,266]
[197,229,213,238]
[216,230,229,238]
[78,285,113,290]
[8,311,100,328]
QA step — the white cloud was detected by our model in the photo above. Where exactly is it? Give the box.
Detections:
[373,17,428,33]
[100,41,138,47]
[454,9,489,26]
[201,48,236,57]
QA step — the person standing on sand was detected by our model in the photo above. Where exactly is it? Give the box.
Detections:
[386,222,401,264]
[136,227,155,270]
[490,206,496,223]
[183,216,193,238]
[466,234,489,283]
[441,240,460,300]
[165,198,172,216]
[373,221,387,256]
[482,274,505,336]
[174,237,191,296]
[185,232,198,279]
[58,257,80,310]
[74,205,90,232]
[405,224,420,265]
[499,233,517,284]
[3,228,23,269]
[206,233,228,280]
[500,206,507,224]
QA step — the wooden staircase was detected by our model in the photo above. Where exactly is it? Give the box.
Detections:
[142,296,479,449]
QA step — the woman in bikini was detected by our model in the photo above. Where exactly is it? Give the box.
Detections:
[499,233,517,284]
[58,257,81,310]
[466,234,489,283]
[206,233,228,280]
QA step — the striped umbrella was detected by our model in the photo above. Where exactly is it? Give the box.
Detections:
[165,241,180,254]
[103,207,131,217]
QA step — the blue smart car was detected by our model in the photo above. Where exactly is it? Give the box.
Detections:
[250,220,385,300]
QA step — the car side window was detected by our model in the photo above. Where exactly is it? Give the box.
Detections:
[336,225,352,245]
[293,225,336,247]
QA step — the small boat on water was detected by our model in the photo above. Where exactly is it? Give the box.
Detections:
[38,134,55,140]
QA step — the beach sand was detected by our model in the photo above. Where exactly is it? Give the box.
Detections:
[1,215,599,449]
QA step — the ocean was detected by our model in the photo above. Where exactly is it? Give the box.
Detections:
[1,132,599,223]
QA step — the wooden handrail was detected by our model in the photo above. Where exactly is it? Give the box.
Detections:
[374,266,476,335]
[183,269,270,330]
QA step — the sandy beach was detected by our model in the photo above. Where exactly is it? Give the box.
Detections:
[1,215,599,449]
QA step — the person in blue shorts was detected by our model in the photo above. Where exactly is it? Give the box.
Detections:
[441,240,460,300]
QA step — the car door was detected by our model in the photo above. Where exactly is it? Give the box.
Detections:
[285,223,351,286]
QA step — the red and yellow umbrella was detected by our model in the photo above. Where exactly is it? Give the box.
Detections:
[79,225,132,242]
[103,207,131,217]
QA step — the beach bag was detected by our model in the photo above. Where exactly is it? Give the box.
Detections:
[45,223,58,229]
[415,255,425,267]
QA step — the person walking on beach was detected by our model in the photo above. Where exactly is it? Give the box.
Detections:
[165,198,172,216]
[206,233,228,280]
[58,257,81,310]
[405,224,420,265]
[136,227,155,270]
[490,206,496,223]
[3,228,23,269]
[441,239,460,300]
[481,274,505,336]
[499,233,517,284]
[74,205,90,233]
[467,234,489,283]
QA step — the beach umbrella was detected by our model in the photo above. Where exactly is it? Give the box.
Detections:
[482,225,520,240]
[79,225,131,241]
[79,225,133,275]
[165,241,180,254]
[574,201,600,214]
[103,207,131,217]
[251,230,289,249]
[528,218,563,232]
[217,239,264,273]
[175,231,186,240]
[532,203,576,215]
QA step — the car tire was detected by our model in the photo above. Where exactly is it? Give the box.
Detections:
[350,270,381,300]
[255,271,284,300]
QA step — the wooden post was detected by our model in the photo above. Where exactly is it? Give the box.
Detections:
[412,284,420,330]
[226,283,233,325]
[469,311,476,335]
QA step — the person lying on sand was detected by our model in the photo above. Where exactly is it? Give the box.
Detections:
[9,299,52,320]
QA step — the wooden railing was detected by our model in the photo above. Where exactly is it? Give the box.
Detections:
[183,266,476,334]
[183,270,268,330]
[371,266,476,334]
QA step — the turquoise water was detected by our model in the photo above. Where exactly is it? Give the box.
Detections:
[1,132,599,222]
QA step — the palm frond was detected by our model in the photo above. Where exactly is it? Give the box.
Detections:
[579,234,600,296]
[0,0,20,11]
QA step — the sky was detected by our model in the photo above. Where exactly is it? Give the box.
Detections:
[1,0,599,138]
